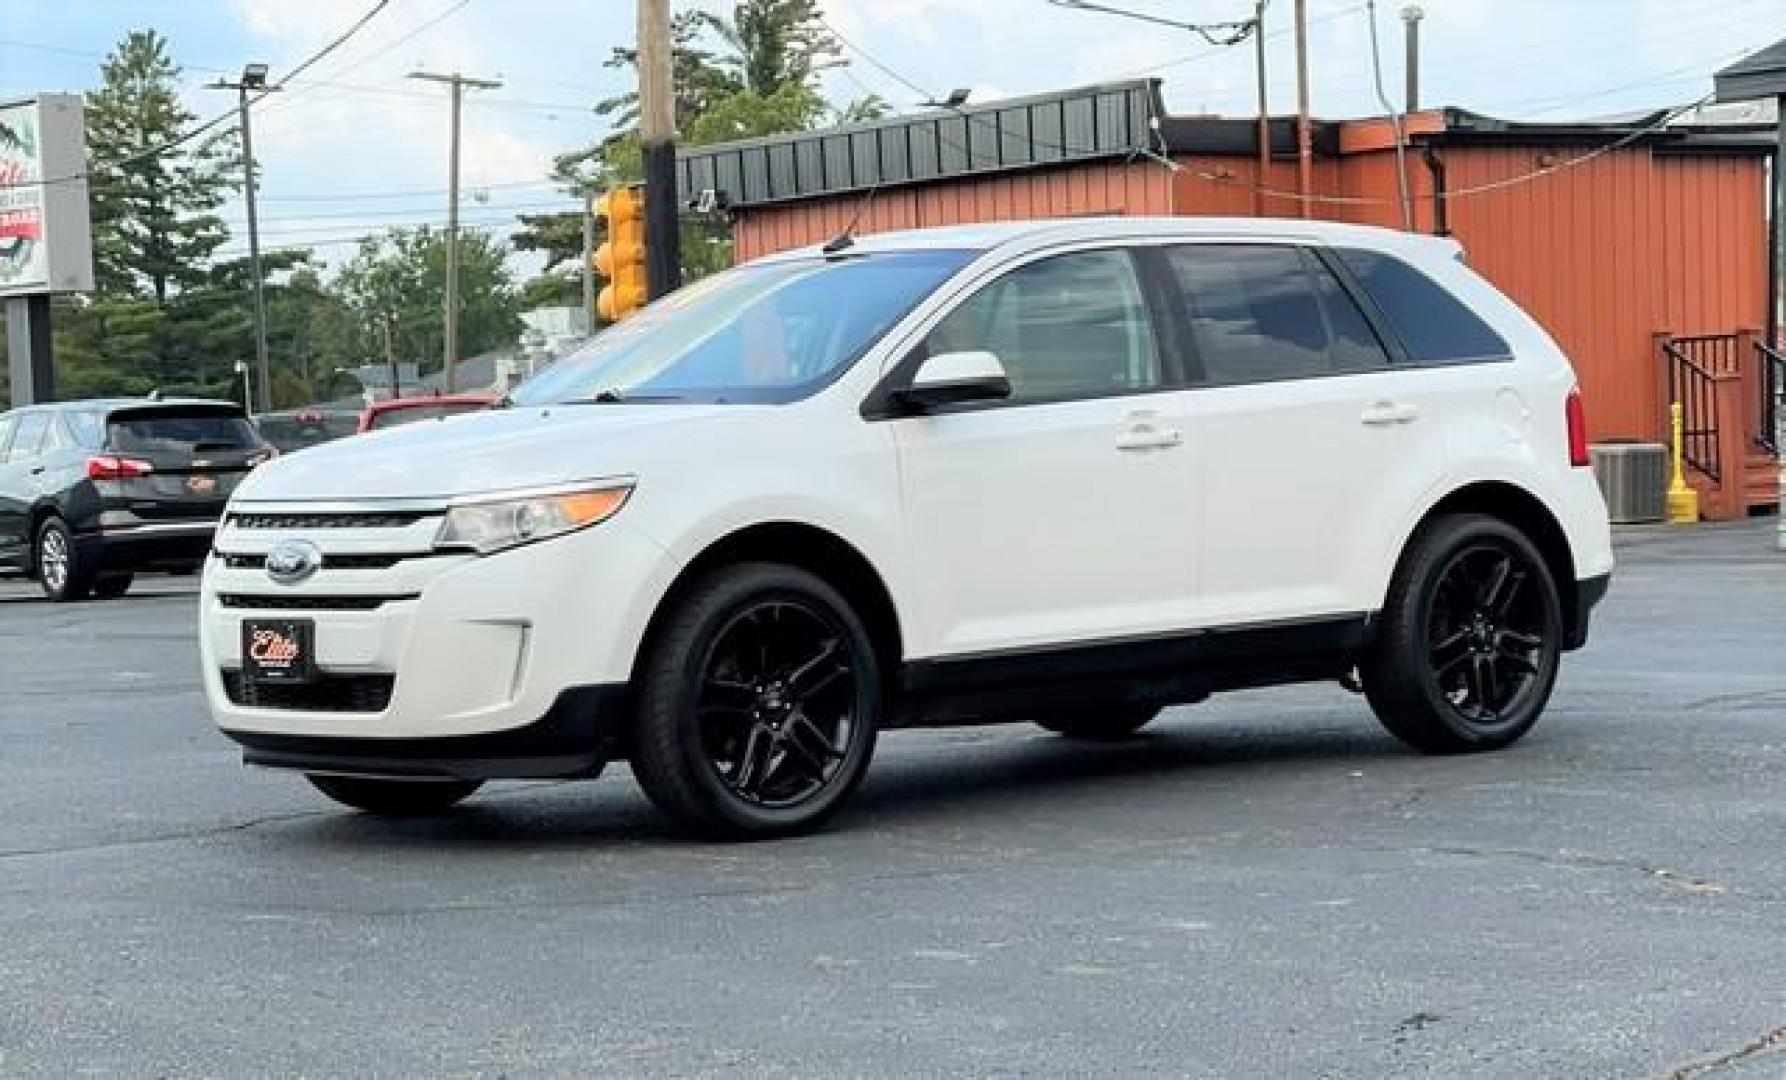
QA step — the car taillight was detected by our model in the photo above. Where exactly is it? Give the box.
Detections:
[86,455,154,480]
[1565,387,1590,467]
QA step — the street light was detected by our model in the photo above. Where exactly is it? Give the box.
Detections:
[922,88,972,110]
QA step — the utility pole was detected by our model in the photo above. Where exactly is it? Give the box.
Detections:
[1253,0,1270,216]
[1292,0,1313,218]
[582,201,596,330]
[383,315,400,400]
[408,70,501,393]
[1402,5,1424,112]
[207,63,276,413]
[637,0,681,299]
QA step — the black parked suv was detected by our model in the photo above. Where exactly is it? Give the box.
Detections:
[0,399,274,601]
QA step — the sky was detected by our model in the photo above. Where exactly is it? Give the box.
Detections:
[0,0,1780,277]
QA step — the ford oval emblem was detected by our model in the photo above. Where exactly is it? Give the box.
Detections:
[264,539,323,585]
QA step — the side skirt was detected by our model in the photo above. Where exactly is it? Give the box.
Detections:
[889,614,1373,727]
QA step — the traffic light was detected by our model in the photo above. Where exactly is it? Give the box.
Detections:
[593,186,648,322]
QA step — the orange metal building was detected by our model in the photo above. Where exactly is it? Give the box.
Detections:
[678,81,1780,518]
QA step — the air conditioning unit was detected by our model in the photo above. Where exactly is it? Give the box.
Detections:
[1590,442,1667,523]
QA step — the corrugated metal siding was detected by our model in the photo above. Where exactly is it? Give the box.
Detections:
[1439,145,1766,442]
[731,160,1173,261]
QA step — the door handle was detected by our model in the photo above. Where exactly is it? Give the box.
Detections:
[1115,420,1184,452]
[28,466,46,476]
[1361,400,1420,426]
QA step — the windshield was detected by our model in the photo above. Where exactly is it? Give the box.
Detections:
[508,250,972,406]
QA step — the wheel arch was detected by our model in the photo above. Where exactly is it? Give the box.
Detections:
[631,520,905,686]
[1387,481,1579,637]
[23,501,64,576]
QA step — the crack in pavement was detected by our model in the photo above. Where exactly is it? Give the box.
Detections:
[0,809,329,862]
[0,780,583,863]
[1664,1022,1786,1079]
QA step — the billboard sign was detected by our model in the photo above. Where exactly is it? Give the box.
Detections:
[0,94,95,298]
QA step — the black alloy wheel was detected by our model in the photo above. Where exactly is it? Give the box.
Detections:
[631,563,881,839]
[1425,543,1551,731]
[698,600,861,808]
[1364,514,1562,753]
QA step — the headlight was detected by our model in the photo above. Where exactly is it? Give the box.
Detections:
[435,482,633,555]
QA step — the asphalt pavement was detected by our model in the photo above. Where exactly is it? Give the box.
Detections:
[1,522,1783,1078]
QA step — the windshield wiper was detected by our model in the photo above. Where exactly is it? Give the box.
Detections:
[582,389,684,404]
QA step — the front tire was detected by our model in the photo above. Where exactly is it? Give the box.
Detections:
[1034,705,1159,740]
[305,775,482,816]
[1362,513,1563,754]
[630,563,881,840]
[36,518,94,603]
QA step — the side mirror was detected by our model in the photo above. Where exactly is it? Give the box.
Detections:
[892,350,1012,413]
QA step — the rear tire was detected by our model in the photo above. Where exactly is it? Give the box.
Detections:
[630,562,881,840]
[93,572,134,600]
[35,518,93,603]
[1362,513,1563,754]
[1034,705,1159,740]
[306,775,482,816]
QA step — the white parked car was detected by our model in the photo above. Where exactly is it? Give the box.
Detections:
[202,217,1613,838]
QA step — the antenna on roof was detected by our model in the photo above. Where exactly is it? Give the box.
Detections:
[823,177,882,255]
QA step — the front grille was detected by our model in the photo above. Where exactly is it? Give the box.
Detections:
[220,552,417,571]
[218,593,413,611]
[229,511,431,530]
[222,669,395,712]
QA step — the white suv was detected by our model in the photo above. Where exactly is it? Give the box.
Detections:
[202,217,1613,838]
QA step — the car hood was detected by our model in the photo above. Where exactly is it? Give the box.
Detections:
[234,403,738,502]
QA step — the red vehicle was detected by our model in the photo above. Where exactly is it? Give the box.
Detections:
[358,394,492,434]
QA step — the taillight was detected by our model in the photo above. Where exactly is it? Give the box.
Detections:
[86,455,154,480]
[1565,387,1590,467]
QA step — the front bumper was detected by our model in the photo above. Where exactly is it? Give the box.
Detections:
[202,510,680,776]
[224,684,627,780]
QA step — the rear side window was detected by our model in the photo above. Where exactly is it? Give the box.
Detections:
[1335,248,1510,362]
[64,411,105,449]
[1166,245,1390,385]
[107,409,262,454]
[0,416,16,461]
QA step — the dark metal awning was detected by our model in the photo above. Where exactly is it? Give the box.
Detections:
[1715,37,1786,102]
[675,79,1163,210]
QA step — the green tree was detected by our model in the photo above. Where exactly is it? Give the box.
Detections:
[333,227,522,383]
[514,1,869,308]
[84,29,237,304]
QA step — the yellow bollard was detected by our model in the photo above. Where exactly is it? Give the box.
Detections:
[1665,401,1699,525]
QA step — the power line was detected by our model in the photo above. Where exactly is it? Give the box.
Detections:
[1043,0,1257,46]
[0,0,398,191]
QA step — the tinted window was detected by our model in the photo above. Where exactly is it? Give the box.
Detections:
[107,410,261,454]
[925,249,1159,403]
[1336,248,1509,362]
[511,251,972,406]
[6,413,49,462]
[0,416,15,461]
[1168,245,1389,385]
[367,401,487,431]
